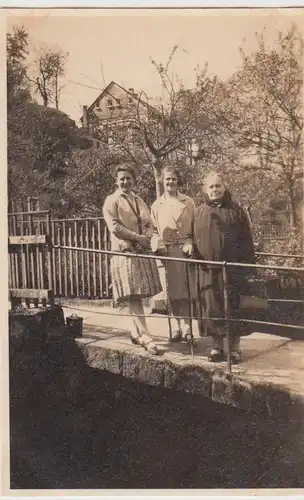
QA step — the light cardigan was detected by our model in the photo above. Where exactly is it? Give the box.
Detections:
[150,192,195,253]
[102,189,153,252]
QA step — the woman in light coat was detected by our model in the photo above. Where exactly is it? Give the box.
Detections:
[103,163,162,355]
[151,166,196,342]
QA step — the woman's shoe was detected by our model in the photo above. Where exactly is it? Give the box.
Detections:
[208,348,225,362]
[230,350,241,364]
[130,333,142,346]
[140,334,160,355]
[183,329,197,347]
[171,329,183,342]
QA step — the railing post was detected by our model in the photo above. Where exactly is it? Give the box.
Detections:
[163,251,172,343]
[222,262,232,373]
[185,260,195,358]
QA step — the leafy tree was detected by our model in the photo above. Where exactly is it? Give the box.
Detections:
[7,25,31,108]
[8,101,81,214]
[228,24,303,230]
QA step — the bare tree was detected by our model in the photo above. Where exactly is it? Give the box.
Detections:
[30,45,68,108]
[89,47,215,198]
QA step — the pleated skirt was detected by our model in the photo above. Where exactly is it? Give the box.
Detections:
[111,253,162,304]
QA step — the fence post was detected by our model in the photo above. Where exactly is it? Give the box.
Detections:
[222,263,232,373]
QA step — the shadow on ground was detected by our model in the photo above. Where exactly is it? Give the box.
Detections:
[9,333,304,490]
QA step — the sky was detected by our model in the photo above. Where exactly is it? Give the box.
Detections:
[6,8,304,124]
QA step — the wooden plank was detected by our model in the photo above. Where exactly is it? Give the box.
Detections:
[7,210,50,216]
[20,214,28,291]
[104,225,110,296]
[24,225,31,289]
[35,223,41,290]
[74,221,80,296]
[68,226,73,296]
[39,222,45,290]
[97,219,103,298]
[8,253,13,289]
[9,235,47,245]
[57,225,63,295]
[51,221,57,296]
[28,215,37,306]
[10,288,53,300]
[63,221,68,295]
[46,213,54,300]
[12,216,20,288]
[80,225,85,295]
[85,219,91,297]
[92,223,97,297]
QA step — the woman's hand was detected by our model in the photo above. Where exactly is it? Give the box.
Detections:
[135,234,151,248]
[155,245,167,257]
[182,242,193,257]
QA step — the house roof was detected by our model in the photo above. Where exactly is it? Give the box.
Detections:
[81,80,157,121]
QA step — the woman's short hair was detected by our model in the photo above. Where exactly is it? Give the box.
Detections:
[161,165,180,184]
[204,171,226,190]
[111,163,138,181]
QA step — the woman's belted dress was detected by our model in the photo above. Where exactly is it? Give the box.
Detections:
[193,191,256,338]
[103,189,162,305]
[151,192,196,317]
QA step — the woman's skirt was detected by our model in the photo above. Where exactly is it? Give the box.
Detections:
[166,245,196,317]
[197,266,252,338]
[111,252,162,305]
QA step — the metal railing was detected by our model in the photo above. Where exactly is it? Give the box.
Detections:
[52,243,304,373]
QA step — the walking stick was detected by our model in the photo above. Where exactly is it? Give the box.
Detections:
[196,262,205,337]
[185,259,197,358]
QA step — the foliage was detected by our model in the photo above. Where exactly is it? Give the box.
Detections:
[29,44,68,108]
[7,26,31,108]
[228,24,304,229]
[8,101,81,215]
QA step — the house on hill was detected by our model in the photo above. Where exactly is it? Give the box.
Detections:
[80,81,156,145]
[80,80,202,164]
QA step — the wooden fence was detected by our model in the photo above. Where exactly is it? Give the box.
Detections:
[8,211,294,301]
[8,211,52,295]
[8,213,111,299]
[51,217,111,298]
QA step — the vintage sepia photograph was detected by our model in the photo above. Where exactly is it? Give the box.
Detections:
[4,6,304,493]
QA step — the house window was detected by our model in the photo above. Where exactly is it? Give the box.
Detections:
[107,99,113,109]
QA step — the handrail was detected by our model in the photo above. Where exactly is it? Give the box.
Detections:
[52,245,304,273]
[256,252,304,259]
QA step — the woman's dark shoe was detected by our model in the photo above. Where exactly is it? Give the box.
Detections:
[208,348,225,362]
[230,350,241,364]
[171,329,183,342]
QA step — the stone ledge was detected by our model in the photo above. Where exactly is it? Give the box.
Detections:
[75,338,304,419]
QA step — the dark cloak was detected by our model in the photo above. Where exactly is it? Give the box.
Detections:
[193,191,257,338]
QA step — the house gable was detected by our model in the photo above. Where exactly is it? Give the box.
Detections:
[81,81,155,125]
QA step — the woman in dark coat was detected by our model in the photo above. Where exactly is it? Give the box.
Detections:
[193,171,255,363]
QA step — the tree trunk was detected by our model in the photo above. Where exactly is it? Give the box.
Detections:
[54,76,59,109]
[153,158,164,198]
[288,184,298,229]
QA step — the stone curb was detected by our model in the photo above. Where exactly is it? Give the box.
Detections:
[75,339,304,420]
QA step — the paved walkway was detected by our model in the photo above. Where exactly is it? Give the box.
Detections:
[60,300,304,416]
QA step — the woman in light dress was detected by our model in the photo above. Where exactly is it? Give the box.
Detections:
[103,163,162,355]
[151,166,196,342]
